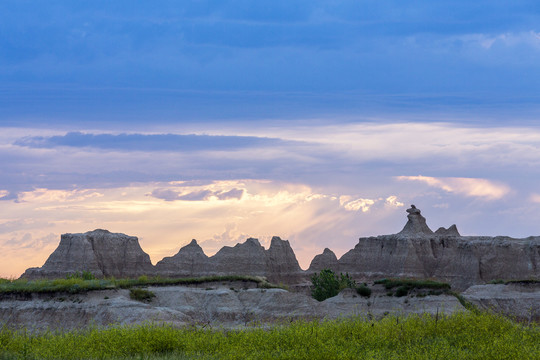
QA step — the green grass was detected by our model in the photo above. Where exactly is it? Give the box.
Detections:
[0,275,280,296]
[0,312,538,359]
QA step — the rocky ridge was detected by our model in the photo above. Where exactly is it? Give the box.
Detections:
[0,284,465,332]
[21,206,540,290]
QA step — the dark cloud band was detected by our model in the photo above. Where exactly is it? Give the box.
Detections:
[14,132,292,152]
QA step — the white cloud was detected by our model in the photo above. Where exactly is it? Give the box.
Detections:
[457,31,540,50]
[396,175,510,200]
[385,195,404,207]
[339,196,376,212]
[530,194,540,203]
[0,190,8,199]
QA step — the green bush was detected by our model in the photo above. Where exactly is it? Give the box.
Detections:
[311,269,340,301]
[129,288,156,302]
[311,269,359,301]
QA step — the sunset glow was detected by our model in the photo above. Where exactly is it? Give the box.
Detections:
[1,2,540,277]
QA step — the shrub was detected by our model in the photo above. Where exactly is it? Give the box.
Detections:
[311,269,340,301]
[311,269,359,301]
[394,286,409,297]
[129,288,156,302]
[356,284,372,298]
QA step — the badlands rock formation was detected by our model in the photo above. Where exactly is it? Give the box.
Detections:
[308,248,339,273]
[22,206,540,290]
[155,239,211,277]
[22,229,154,279]
[315,205,540,290]
[156,236,303,283]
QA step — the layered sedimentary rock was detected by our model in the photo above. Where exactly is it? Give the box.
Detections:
[337,205,539,290]
[22,229,154,279]
[157,236,303,283]
[20,205,540,290]
[154,239,211,277]
[265,236,304,283]
[212,238,268,276]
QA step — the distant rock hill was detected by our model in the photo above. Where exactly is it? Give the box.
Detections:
[22,229,154,279]
[22,206,540,290]
[155,236,303,284]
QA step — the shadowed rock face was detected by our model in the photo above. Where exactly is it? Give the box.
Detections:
[155,239,211,277]
[434,225,460,236]
[398,205,434,235]
[156,236,303,283]
[308,248,339,273]
[265,236,303,283]
[212,238,268,276]
[334,205,539,290]
[22,229,154,279]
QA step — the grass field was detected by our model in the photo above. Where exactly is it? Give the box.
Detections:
[0,311,538,359]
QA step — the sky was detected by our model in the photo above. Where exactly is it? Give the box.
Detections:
[1,1,540,277]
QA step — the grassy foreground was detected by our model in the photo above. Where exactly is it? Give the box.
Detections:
[0,275,278,295]
[1,312,538,359]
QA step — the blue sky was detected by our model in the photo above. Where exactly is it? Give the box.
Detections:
[1,1,540,277]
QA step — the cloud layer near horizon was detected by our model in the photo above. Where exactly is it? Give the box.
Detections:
[2,121,540,277]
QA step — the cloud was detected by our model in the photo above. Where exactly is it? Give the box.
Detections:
[456,31,540,51]
[216,188,245,200]
[385,195,404,207]
[339,196,376,212]
[14,132,296,152]
[150,188,244,201]
[0,190,8,199]
[530,194,540,203]
[2,233,57,250]
[16,189,104,203]
[396,175,510,200]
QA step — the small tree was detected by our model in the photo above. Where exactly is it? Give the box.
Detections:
[311,269,340,301]
[311,269,357,301]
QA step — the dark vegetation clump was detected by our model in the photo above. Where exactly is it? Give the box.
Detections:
[375,278,451,297]
[129,288,156,302]
[356,284,372,297]
[311,269,371,301]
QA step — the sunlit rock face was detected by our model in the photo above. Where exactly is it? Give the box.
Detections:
[22,229,154,279]
[154,239,211,277]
